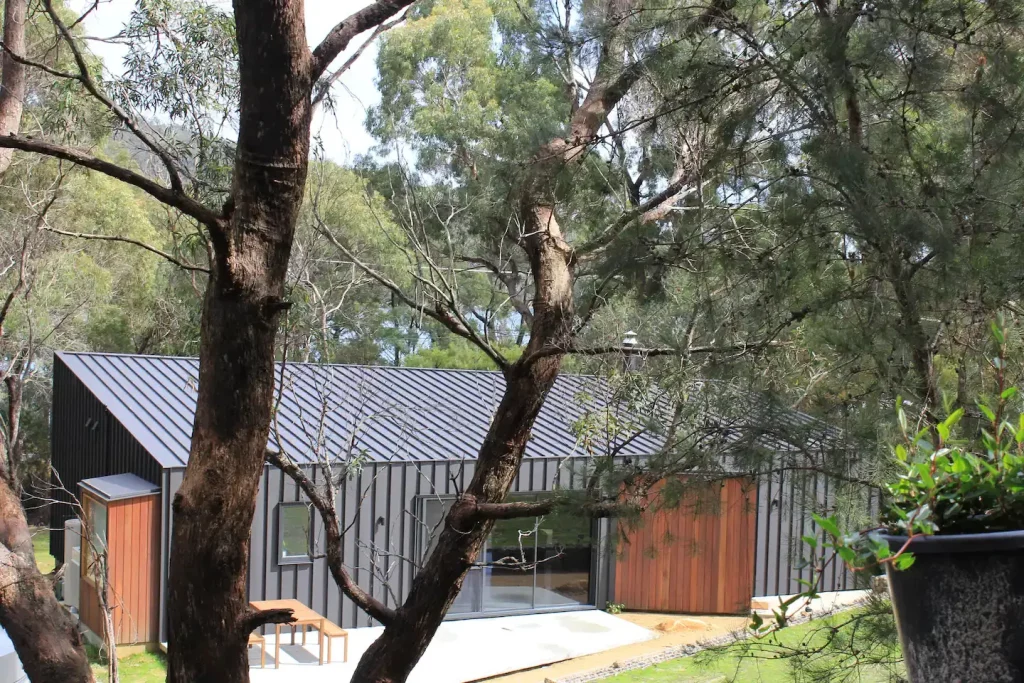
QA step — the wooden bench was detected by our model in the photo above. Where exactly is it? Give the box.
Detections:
[311,620,348,663]
[247,632,266,668]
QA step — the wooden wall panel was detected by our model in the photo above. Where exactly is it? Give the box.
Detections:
[84,493,161,646]
[615,478,756,615]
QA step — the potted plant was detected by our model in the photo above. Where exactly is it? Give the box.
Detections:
[801,319,1024,682]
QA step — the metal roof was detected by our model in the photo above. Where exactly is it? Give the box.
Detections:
[56,352,671,468]
[80,473,161,501]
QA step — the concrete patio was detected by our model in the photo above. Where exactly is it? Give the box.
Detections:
[248,610,655,683]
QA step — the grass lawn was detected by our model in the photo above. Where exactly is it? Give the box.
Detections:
[30,526,55,574]
[603,609,902,683]
[89,648,166,683]
[30,526,166,682]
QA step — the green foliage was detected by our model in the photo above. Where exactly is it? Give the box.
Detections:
[605,602,625,614]
[880,318,1024,536]
[403,338,522,369]
[31,527,55,575]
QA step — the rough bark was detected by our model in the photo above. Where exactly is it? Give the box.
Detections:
[347,4,646,681]
[0,476,93,683]
[164,0,313,680]
[0,0,27,173]
[166,0,417,679]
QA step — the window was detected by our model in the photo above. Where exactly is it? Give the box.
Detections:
[418,495,594,615]
[81,496,107,585]
[278,503,312,565]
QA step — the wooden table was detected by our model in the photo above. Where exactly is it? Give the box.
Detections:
[250,599,326,668]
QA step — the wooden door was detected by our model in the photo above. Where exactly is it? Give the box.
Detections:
[614,477,757,614]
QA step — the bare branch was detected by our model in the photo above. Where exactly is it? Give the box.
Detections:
[41,226,209,273]
[241,607,295,634]
[456,495,623,523]
[521,340,786,366]
[313,219,508,370]
[0,134,222,227]
[310,0,417,82]
[312,8,411,109]
[265,449,397,626]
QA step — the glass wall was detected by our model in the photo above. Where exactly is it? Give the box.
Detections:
[419,495,593,615]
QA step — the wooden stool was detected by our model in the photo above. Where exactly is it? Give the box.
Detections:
[248,632,266,668]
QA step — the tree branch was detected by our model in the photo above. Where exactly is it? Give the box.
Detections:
[241,607,295,634]
[577,173,696,255]
[42,0,186,195]
[0,134,222,227]
[456,496,624,523]
[310,0,417,82]
[314,219,509,370]
[458,255,534,325]
[312,8,411,108]
[265,449,397,626]
[41,226,209,273]
[520,340,785,366]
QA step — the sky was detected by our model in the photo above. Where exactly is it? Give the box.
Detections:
[73,0,385,163]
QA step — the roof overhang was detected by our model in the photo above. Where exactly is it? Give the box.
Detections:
[80,473,160,502]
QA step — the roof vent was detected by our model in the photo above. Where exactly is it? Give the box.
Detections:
[622,331,643,373]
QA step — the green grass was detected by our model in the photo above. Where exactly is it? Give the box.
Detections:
[604,607,903,683]
[30,526,55,574]
[89,646,166,683]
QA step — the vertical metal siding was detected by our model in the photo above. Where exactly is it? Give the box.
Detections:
[49,357,163,563]
[751,470,881,597]
[157,456,600,639]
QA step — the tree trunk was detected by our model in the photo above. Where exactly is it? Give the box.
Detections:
[349,354,569,683]
[0,0,26,173]
[348,4,646,678]
[165,0,312,680]
[0,477,93,683]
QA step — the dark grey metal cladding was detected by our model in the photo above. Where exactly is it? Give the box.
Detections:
[56,352,666,468]
[49,356,163,561]
[751,470,881,597]
[157,456,598,641]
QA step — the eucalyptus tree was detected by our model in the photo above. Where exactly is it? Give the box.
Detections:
[0,0,418,681]
[290,0,812,680]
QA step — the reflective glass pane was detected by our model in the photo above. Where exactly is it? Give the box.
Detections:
[483,516,537,611]
[280,504,311,560]
[535,507,592,606]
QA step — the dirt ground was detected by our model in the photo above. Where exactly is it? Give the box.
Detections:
[484,612,750,683]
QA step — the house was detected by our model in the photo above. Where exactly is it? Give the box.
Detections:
[48,352,871,648]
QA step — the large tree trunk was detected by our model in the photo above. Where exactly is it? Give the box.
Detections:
[0,0,26,174]
[350,354,569,683]
[348,4,649,679]
[0,477,93,682]
[165,0,312,680]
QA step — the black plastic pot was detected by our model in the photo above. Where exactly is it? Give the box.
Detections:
[882,530,1024,682]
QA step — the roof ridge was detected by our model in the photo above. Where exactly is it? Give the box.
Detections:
[55,350,606,378]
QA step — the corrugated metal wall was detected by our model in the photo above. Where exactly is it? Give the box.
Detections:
[753,469,882,597]
[158,456,608,641]
[49,357,163,562]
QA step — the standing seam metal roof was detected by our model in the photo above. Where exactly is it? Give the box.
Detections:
[57,352,668,468]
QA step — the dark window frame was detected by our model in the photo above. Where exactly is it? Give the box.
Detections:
[277,501,313,566]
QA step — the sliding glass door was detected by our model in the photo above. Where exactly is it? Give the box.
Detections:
[419,495,593,616]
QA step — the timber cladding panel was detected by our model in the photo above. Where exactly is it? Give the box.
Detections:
[614,477,757,615]
[80,491,161,645]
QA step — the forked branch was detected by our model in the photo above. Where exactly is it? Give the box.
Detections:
[265,449,397,626]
